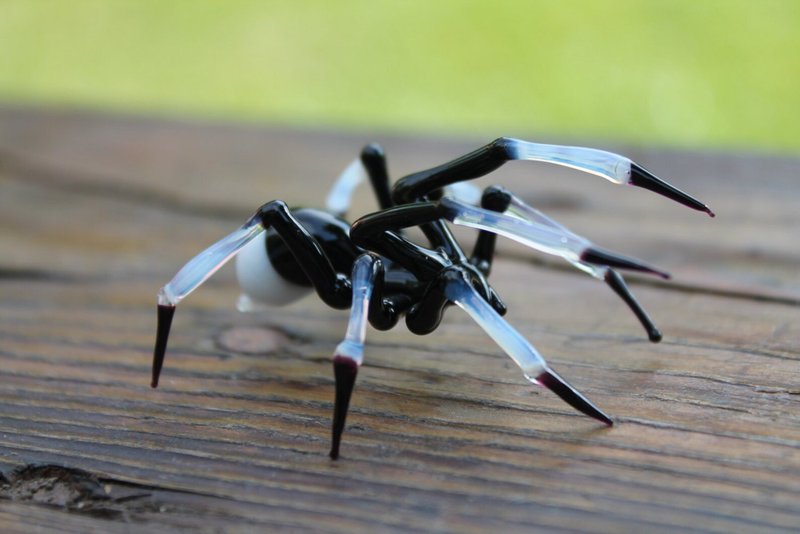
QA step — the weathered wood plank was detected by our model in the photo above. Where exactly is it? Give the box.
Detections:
[0,106,798,532]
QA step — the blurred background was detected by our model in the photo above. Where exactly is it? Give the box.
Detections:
[0,0,798,153]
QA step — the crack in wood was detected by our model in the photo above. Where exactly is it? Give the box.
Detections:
[0,464,163,520]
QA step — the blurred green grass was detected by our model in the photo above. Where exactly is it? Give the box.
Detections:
[1,0,798,151]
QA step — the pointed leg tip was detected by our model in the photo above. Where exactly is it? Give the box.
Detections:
[705,207,716,218]
[152,304,176,390]
[586,407,614,427]
[150,364,164,388]
[582,246,668,280]
[537,369,614,427]
[330,355,359,462]
[629,163,712,215]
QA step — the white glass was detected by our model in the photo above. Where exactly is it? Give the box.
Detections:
[507,138,632,185]
[505,194,607,279]
[326,158,368,215]
[333,254,377,366]
[446,276,546,382]
[441,198,591,263]
[158,213,265,306]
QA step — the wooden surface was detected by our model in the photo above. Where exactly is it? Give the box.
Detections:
[0,106,798,533]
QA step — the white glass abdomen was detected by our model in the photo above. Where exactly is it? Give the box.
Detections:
[235,231,312,309]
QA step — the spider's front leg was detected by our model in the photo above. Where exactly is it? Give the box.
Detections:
[388,137,713,342]
[401,264,613,426]
[328,252,387,460]
[445,269,614,425]
[350,202,627,424]
[392,137,714,217]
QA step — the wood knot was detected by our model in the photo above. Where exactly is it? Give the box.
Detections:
[216,326,291,355]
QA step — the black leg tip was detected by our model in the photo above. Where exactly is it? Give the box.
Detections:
[536,369,614,426]
[361,143,385,160]
[152,304,176,390]
[330,355,359,461]
[629,162,714,216]
[480,185,513,212]
[648,329,663,343]
[604,269,664,343]
[582,246,670,280]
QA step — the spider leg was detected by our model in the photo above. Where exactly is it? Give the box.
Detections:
[470,186,513,276]
[438,196,669,279]
[326,143,469,265]
[361,144,394,210]
[366,147,468,263]
[153,212,266,386]
[392,137,714,217]
[326,144,394,216]
[604,268,661,342]
[330,253,383,460]
[152,201,355,387]
[354,199,668,281]
[325,157,367,216]
[351,197,666,340]
[348,203,494,320]
[351,202,452,279]
[444,270,612,425]
[467,187,662,341]
[156,212,266,309]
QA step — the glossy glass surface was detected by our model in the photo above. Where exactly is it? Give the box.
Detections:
[447,276,546,381]
[333,254,377,366]
[507,138,632,185]
[158,213,264,306]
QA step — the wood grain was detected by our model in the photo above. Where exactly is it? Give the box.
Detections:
[0,106,798,533]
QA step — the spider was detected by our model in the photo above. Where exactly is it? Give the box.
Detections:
[151,137,714,459]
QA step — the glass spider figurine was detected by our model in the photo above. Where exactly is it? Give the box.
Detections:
[151,137,714,459]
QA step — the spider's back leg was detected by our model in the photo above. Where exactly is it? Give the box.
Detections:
[469,186,512,276]
[152,203,358,387]
[442,194,666,342]
[445,270,613,426]
[326,144,394,217]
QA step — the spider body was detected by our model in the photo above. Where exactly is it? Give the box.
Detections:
[152,138,714,459]
[236,208,357,306]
